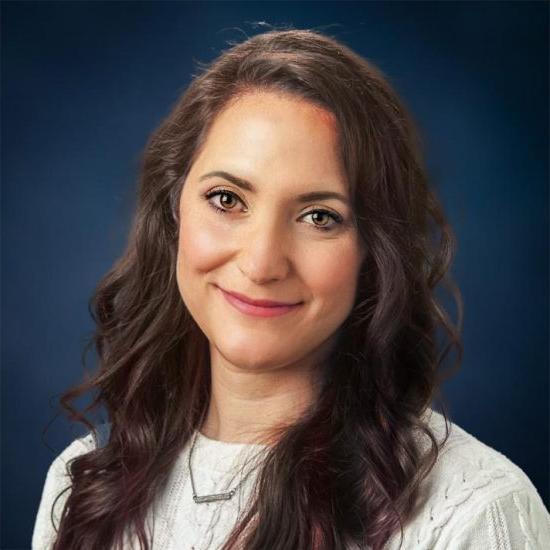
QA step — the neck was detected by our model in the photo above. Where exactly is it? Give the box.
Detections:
[200,345,330,445]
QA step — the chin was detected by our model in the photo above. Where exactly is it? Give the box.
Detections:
[213,339,292,371]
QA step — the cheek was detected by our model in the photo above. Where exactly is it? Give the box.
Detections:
[305,245,359,297]
[304,242,361,310]
[177,213,223,273]
[176,212,224,316]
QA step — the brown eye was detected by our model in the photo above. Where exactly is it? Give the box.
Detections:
[219,192,237,208]
[203,188,343,233]
[301,209,343,232]
[311,211,330,226]
[204,189,243,214]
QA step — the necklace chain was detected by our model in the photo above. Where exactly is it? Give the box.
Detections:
[187,428,263,504]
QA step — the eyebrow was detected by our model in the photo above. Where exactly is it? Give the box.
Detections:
[199,170,350,206]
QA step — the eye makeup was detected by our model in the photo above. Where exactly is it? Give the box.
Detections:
[203,187,345,233]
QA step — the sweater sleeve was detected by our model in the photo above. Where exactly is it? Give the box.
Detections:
[32,435,95,550]
[451,486,550,549]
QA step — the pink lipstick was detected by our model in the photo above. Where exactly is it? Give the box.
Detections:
[217,286,303,318]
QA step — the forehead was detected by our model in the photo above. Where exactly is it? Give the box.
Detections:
[188,91,347,193]
[217,90,339,134]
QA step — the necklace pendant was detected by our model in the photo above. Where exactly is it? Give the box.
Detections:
[193,491,234,504]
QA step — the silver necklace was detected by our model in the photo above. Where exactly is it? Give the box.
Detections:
[187,428,263,504]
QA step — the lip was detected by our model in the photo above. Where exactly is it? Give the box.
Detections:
[216,286,303,318]
[216,286,302,307]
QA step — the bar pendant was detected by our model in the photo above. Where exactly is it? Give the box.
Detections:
[193,491,234,503]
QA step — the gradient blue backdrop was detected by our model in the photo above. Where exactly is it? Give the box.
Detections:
[2,1,548,548]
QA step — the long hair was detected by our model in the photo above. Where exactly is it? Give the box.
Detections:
[50,27,463,550]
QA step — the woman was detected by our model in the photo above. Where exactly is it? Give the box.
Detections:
[32,28,549,550]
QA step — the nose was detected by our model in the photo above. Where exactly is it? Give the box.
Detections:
[237,212,291,284]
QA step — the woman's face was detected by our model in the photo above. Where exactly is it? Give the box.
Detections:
[177,91,366,373]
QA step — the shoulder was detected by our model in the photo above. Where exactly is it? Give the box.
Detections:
[41,432,97,487]
[386,408,550,549]
[39,432,97,493]
[32,433,97,550]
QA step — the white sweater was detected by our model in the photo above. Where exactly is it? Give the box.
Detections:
[32,408,550,549]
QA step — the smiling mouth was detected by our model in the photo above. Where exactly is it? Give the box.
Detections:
[217,286,303,318]
[216,285,302,307]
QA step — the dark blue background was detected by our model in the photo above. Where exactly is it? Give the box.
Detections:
[2,1,548,547]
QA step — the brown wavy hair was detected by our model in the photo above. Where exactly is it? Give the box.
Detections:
[49,26,463,550]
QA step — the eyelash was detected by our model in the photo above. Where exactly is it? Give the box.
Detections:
[203,188,344,232]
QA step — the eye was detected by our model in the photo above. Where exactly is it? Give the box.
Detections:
[300,210,343,232]
[203,188,344,232]
[204,188,243,213]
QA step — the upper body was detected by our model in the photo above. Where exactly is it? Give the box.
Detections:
[32,407,550,549]
[40,28,547,549]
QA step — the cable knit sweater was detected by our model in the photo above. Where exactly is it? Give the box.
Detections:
[32,408,550,549]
